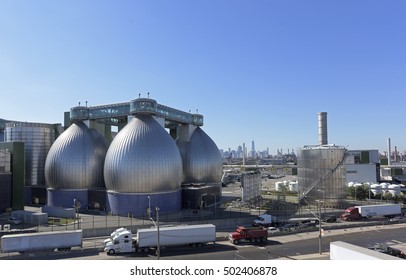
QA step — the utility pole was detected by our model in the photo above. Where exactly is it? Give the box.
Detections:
[147,196,151,220]
[156,207,160,260]
[316,200,323,254]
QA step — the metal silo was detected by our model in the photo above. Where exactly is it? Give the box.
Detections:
[298,145,347,205]
[5,122,60,186]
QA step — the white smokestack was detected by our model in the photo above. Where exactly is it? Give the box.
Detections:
[318,112,328,145]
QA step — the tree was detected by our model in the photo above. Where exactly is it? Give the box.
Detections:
[355,184,370,201]
[347,184,370,201]
[347,186,355,199]
[383,192,393,201]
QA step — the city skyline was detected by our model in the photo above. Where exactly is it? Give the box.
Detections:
[1,1,405,154]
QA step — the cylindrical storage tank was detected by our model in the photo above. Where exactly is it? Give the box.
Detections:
[388,184,401,196]
[176,127,222,184]
[289,181,299,192]
[353,183,363,189]
[104,115,183,216]
[5,122,59,186]
[45,121,109,208]
[380,182,390,193]
[297,145,347,205]
[275,181,284,191]
[370,184,382,195]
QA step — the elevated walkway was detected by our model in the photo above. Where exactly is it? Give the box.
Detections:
[70,98,204,127]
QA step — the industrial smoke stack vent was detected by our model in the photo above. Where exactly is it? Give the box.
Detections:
[318,112,328,146]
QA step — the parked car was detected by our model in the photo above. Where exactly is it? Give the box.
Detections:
[7,217,22,225]
[322,215,337,223]
[389,216,405,222]
[267,227,279,234]
[279,224,298,232]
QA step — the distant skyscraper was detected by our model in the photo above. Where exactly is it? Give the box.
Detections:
[237,145,243,158]
[251,140,256,158]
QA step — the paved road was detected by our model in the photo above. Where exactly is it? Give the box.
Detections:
[7,222,403,260]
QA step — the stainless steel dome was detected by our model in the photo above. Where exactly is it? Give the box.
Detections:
[177,127,222,184]
[104,115,183,193]
[45,121,109,190]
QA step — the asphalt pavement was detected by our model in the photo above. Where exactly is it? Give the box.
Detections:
[261,222,406,260]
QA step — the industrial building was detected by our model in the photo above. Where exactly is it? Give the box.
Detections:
[0,98,223,216]
[345,149,381,184]
[0,149,12,211]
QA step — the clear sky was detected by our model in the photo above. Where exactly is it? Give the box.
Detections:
[1,0,405,155]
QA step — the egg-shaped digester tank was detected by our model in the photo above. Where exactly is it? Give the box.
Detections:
[104,115,183,216]
[45,121,109,208]
[177,127,222,184]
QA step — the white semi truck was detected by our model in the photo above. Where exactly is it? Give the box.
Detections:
[103,227,128,245]
[0,230,83,254]
[104,224,216,255]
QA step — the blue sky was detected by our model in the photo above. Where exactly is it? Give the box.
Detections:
[1,1,405,154]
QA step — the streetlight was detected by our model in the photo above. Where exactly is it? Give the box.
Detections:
[73,198,80,229]
[156,207,160,260]
[304,197,323,255]
[317,189,325,216]
[315,199,324,255]
[147,196,151,220]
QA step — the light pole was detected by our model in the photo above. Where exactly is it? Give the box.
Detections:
[305,197,323,255]
[317,189,325,216]
[316,199,323,254]
[147,196,151,220]
[214,195,217,217]
[73,199,79,229]
[156,207,160,260]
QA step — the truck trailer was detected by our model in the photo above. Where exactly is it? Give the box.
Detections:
[104,224,216,255]
[341,204,401,221]
[0,230,83,254]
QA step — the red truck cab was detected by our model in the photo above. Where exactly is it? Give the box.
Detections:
[228,226,268,245]
[341,207,360,221]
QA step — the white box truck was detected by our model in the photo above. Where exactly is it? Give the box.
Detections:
[104,224,216,255]
[0,230,83,254]
[252,214,273,227]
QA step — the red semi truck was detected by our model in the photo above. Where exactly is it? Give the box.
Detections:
[228,226,268,245]
[341,204,401,221]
